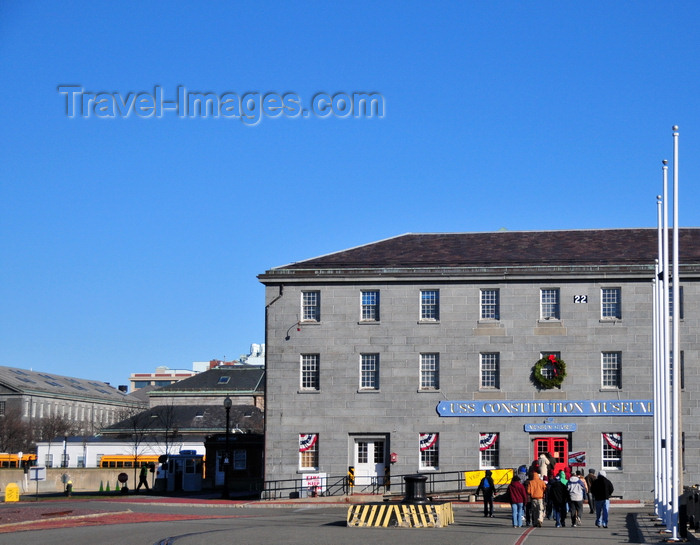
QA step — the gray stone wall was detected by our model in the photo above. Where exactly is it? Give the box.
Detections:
[263,276,699,500]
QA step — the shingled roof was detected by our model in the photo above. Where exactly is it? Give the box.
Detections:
[152,366,264,394]
[259,229,700,278]
[0,365,130,402]
[102,404,264,436]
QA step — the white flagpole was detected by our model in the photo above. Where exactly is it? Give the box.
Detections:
[662,157,673,532]
[652,262,661,518]
[654,194,664,519]
[670,125,680,541]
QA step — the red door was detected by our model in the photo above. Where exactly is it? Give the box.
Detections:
[533,437,569,476]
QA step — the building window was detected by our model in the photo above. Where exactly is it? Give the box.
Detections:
[541,288,560,320]
[539,352,561,382]
[302,291,320,322]
[479,433,499,469]
[602,433,622,470]
[360,354,380,390]
[419,433,439,470]
[480,353,500,389]
[299,434,319,470]
[601,288,622,319]
[361,291,380,321]
[480,289,500,320]
[669,285,684,319]
[233,449,247,470]
[0,401,5,416]
[357,440,384,464]
[602,352,622,389]
[420,353,439,390]
[420,290,439,321]
[670,350,684,389]
[357,441,368,463]
[301,354,320,391]
[45,454,53,468]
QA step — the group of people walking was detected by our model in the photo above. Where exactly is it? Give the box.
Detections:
[477,458,615,529]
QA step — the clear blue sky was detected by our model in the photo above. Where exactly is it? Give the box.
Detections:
[2,1,699,389]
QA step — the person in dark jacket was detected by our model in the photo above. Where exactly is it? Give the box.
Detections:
[507,475,528,527]
[584,468,597,513]
[548,474,571,527]
[523,470,534,526]
[591,470,614,528]
[476,470,495,517]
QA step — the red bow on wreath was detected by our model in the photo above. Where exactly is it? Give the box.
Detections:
[548,354,558,376]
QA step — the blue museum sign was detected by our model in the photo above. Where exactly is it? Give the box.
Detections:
[436,399,653,417]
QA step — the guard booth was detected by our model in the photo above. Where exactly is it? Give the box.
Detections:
[164,450,204,492]
[204,433,264,494]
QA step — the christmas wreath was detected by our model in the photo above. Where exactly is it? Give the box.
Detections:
[532,354,567,389]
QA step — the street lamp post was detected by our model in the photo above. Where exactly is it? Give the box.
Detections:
[222,396,232,499]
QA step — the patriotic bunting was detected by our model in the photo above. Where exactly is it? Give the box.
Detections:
[419,433,438,451]
[603,432,622,451]
[299,434,318,452]
[479,433,498,451]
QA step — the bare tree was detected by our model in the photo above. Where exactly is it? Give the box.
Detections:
[150,403,180,459]
[38,414,76,467]
[122,409,154,488]
[0,407,33,453]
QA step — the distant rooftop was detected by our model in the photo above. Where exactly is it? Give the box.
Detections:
[151,366,265,394]
[0,365,129,402]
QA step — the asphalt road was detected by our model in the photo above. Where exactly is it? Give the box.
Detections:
[1,500,678,545]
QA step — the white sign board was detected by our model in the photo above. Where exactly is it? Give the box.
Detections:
[303,472,327,493]
[30,466,47,481]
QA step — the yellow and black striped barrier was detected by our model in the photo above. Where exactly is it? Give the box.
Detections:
[347,502,454,528]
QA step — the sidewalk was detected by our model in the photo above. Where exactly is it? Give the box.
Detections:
[0,492,697,543]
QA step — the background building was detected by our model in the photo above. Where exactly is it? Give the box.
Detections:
[0,365,145,451]
[129,366,198,392]
[147,366,265,409]
[258,228,700,500]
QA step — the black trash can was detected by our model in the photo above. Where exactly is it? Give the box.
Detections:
[403,474,428,504]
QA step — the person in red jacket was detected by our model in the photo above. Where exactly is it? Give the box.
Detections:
[507,475,528,527]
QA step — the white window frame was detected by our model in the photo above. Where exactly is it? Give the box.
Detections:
[301,291,320,322]
[539,351,561,382]
[540,288,560,320]
[360,290,380,322]
[420,290,439,321]
[479,433,499,469]
[602,433,622,470]
[360,354,379,390]
[300,354,320,391]
[299,434,319,471]
[601,287,622,319]
[419,353,439,390]
[419,433,439,470]
[480,289,500,320]
[601,352,621,389]
[480,353,500,389]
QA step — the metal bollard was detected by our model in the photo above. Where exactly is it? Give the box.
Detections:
[402,474,428,504]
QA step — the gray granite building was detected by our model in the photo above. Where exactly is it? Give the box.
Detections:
[258,229,700,500]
